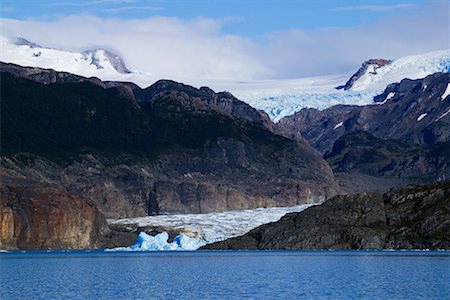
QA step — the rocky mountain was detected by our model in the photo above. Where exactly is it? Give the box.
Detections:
[325,131,450,182]
[0,63,338,219]
[339,58,392,90]
[203,181,450,250]
[2,36,448,122]
[278,72,450,155]
[276,73,450,191]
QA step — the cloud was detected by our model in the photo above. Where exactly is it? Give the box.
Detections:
[0,1,448,80]
[102,6,163,13]
[258,1,448,78]
[47,0,136,7]
[0,7,15,13]
[0,16,267,81]
[331,3,416,12]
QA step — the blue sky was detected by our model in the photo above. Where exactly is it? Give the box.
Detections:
[0,0,448,80]
[0,0,433,37]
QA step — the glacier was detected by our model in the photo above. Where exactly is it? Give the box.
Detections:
[204,50,450,121]
[107,204,314,251]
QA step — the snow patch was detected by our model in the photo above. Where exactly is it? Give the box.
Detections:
[435,108,450,122]
[385,92,396,101]
[441,83,450,100]
[417,113,428,121]
[333,122,344,129]
[378,92,396,105]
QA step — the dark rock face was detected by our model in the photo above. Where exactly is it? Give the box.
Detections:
[279,72,450,155]
[325,131,450,184]
[203,182,450,250]
[0,184,107,250]
[0,63,338,218]
[0,62,271,130]
[132,79,273,129]
[341,58,391,90]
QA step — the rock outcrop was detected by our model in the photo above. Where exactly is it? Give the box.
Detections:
[340,58,391,90]
[0,184,107,250]
[202,181,450,250]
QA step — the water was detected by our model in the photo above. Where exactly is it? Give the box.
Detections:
[1,251,449,299]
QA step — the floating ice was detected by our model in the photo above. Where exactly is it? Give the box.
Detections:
[109,232,206,252]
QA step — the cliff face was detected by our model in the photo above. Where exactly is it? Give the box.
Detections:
[0,185,107,250]
[202,182,450,250]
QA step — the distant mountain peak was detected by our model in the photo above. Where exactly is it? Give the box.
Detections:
[341,58,392,91]
[81,49,131,74]
[0,36,132,76]
[12,37,42,48]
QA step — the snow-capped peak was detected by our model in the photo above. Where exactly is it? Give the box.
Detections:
[347,50,450,92]
[1,35,448,122]
[0,36,131,78]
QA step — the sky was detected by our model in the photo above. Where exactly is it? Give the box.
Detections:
[0,0,449,80]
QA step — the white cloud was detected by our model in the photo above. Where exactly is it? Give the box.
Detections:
[47,0,137,7]
[0,2,448,80]
[258,2,448,78]
[102,6,163,13]
[0,16,268,81]
[331,3,416,12]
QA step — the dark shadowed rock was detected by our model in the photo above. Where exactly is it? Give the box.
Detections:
[325,131,450,184]
[203,181,450,250]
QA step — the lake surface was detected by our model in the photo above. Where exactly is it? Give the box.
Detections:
[1,251,449,299]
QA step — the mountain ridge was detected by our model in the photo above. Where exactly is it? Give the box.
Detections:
[0,64,338,218]
[1,35,448,121]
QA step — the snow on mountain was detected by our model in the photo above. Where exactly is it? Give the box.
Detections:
[199,74,377,122]
[0,36,153,84]
[108,204,313,251]
[204,50,450,121]
[1,35,448,121]
[348,50,450,92]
